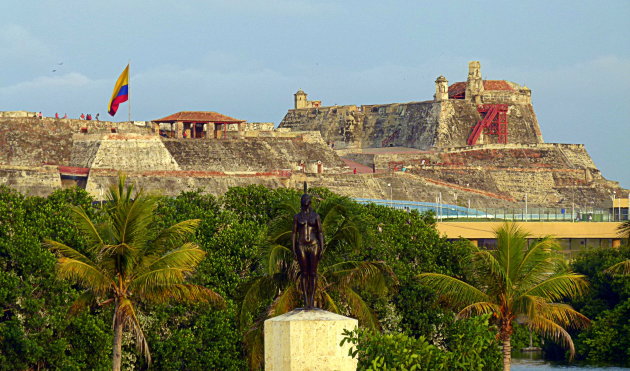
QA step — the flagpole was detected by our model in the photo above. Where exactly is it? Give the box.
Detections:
[128,60,131,123]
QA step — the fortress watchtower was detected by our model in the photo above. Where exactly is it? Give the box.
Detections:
[434,76,449,101]
[294,89,321,109]
[466,61,484,104]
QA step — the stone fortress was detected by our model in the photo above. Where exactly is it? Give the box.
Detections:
[0,62,625,209]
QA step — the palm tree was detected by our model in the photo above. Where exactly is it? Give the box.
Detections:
[238,193,396,370]
[418,223,589,371]
[604,221,630,275]
[45,175,223,371]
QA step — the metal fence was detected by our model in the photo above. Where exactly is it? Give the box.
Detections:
[354,198,622,222]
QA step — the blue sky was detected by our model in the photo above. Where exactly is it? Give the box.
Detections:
[1,0,628,188]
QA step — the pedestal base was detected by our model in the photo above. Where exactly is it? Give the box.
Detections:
[264,308,358,371]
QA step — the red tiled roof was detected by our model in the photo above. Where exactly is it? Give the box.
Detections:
[482,80,514,91]
[448,82,467,97]
[153,111,245,123]
[448,80,515,98]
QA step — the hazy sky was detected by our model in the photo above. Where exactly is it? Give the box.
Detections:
[1,1,628,188]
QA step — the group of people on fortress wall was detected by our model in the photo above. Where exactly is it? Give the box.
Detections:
[78,113,99,121]
[33,112,100,120]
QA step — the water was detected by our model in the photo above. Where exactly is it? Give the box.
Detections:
[512,352,629,370]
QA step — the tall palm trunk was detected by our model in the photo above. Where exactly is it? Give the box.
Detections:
[502,336,511,371]
[112,306,123,371]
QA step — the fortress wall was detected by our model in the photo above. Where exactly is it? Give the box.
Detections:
[0,117,152,166]
[0,166,61,196]
[280,100,543,150]
[162,137,347,173]
[280,101,441,150]
[362,102,440,149]
[435,101,543,147]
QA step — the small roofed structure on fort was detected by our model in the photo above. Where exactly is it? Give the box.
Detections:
[153,111,246,139]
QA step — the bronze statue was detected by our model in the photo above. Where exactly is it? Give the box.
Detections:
[292,186,324,309]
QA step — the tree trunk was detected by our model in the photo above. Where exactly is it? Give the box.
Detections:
[112,307,123,371]
[502,336,511,371]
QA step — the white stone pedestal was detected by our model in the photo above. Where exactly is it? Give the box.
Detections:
[264,309,358,371]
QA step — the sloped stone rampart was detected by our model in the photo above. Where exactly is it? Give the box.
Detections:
[90,135,180,171]
[162,137,347,173]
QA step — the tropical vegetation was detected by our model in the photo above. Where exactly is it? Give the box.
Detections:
[341,314,502,370]
[1,182,628,369]
[45,176,224,370]
[418,223,590,371]
[567,245,630,366]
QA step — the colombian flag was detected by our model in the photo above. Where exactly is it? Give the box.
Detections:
[108,64,129,116]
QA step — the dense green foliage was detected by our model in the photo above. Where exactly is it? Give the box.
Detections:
[341,315,501,370]
[567,246,630,366]
[2,183,626,369]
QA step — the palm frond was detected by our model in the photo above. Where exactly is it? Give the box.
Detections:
[130,267,188,291]
[339,287,380,330]
[417,273,490,308]
[45,239,96,265]
[141,284,224,307]
[517,236,560,273]
[516,257,563,296]
[522,273,589,302]
[69,205,104,249]
[140,242,206,274]
[111,193,157,249]
[148,219,201,257]
[239,274,288,330]
[266,244,293,275]
[494,222,529,288]
[321,291,340,314]
[535,302,590,329]
[457,301,500,319]
[472,250,507,284]
[326,261,394,297]
[269,283,298,316]
[116,298,151,365]
[604,259,630,276]
[56,257,113,295]
[526,317,577,360]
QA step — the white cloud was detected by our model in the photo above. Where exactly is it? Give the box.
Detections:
[0,24,52,59]
[0,73,95,93]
